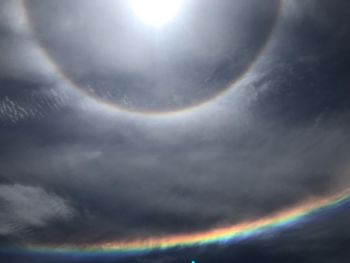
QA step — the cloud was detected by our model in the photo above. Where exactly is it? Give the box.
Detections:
[0,106,349,245]
[0,1,78,125]
[0,79,73,125]
[0,2,349,262]
[0,184,75,236]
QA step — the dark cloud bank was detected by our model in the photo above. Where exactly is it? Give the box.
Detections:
[1,0,350,262]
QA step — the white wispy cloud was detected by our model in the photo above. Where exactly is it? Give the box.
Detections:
[0,184,75,235]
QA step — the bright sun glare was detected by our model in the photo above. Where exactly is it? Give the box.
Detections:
[129,0,183,26]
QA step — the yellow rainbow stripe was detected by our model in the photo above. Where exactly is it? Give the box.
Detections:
[25,190,350,255]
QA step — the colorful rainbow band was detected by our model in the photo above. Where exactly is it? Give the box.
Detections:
[24,190,350,256]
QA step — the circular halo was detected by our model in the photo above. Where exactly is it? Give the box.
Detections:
[21,0,281,116]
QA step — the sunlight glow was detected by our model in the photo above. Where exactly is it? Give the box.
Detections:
[129,0,183,26]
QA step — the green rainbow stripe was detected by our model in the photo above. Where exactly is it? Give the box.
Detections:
[23,190,350,256]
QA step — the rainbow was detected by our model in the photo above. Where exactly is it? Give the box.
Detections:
[23,190,350,256]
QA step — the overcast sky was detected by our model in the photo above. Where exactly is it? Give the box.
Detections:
[1,0,350,262]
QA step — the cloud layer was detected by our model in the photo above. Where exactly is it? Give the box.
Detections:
[0,184,74,236]
[0,0,350,262]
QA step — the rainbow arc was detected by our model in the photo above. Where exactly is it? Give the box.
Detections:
[25,190,350,255]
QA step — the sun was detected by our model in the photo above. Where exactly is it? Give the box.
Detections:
[129,0,183,27]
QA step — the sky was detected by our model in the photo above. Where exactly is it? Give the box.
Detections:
[0,0,350,262]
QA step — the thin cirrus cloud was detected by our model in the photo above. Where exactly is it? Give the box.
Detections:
[0,184,75,236]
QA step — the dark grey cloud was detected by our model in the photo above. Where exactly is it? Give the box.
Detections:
[245,0,350,126]
[0,0,350,262]
[0,1,80,125]
[0,102,349,245]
